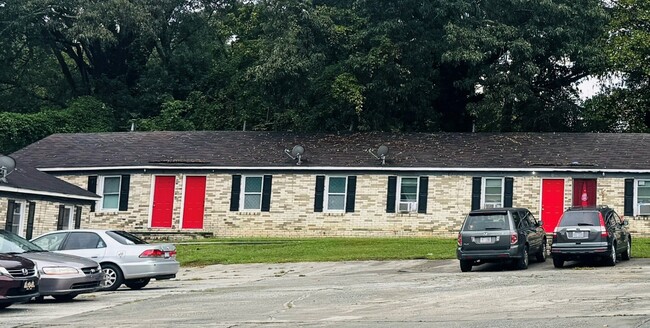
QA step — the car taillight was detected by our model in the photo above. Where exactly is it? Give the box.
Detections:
[511,233,518,245]
[552,227,559,242]
[598,213,608,238]
[457,233,462,246]
[139,249,166,258]
[169,250,177,257]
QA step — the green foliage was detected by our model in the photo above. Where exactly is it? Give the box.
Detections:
[0,97,114,154]
[176,237,456,266]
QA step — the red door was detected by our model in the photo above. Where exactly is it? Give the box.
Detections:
[572,179,597,207]
[541,179,565,232]
[151,176,175,228]
[182,176,206,229]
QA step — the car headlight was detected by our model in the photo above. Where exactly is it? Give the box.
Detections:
[0,267,9,276]
[41,266,80,275]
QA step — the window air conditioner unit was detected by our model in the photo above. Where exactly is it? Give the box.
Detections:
[639,204,650,215]
[484,203,500,209]
[398,202,417,213]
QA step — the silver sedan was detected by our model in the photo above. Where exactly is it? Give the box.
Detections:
[31,229,179,291]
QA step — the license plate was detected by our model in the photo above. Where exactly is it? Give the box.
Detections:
[572,231,586,238]
[479,237,492,244]
[164,252,170,258]
[23,280,36,291]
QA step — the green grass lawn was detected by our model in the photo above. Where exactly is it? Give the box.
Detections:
[175,237,650,266]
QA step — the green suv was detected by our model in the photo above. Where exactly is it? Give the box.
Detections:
[551,206,631,268]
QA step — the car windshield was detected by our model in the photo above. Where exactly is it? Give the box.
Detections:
[106,230,148,245]
[463,213,509,231]
[559,211,601,227]
[0,230,45,253]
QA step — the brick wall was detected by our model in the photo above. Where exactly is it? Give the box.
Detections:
[0,197,92,238]
[52,173,650,237]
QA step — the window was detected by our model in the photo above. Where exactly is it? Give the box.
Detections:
[32,232,68,251]
[242,176,263,210]
[397,177,419,212]
[62,232,106,250]
[325,177,347,211]
[61,206,75,230]
[482,178,504,208]
[100,176,121,211]
[9,202,24,236]
[636,180,650,215]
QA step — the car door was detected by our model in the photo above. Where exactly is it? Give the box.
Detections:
[527,211,545,253]
[58,232,108,262]
[612,211,630,248]
[606,212,624,251]
[519,211,540,252]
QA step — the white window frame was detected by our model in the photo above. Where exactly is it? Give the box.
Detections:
[61,205,75,230]
[634,179,650,216]
[240,175,264,211]
[98,175,122,212]
[397,176,419,213]
[10,201,25,237]
[482,177,505,209]
[324,176,347,212]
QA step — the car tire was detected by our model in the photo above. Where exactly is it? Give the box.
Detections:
[101,263,124,291]
[536,240,547,262]
[459,260,472,272]
[53,293,78,302]
[552,256,564,268]
[605,244,617,266]
[125,278,151,290]
[621,239,631,261]
[516,246,529,270]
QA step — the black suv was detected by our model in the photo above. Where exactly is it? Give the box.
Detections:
[551,206,631,268]
[0,254,39,309]
[456,208,547,272]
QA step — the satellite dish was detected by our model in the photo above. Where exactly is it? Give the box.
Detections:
[377,145,389,157]
[291,145,305,157]
[0,155,16,183]
[284,145,305,165]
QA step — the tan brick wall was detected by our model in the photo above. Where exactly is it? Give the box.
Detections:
[50,173,650,237]
[0,196,91,238]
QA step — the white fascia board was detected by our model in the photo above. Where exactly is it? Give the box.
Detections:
[36,165,650,174]
[0,186,100,201]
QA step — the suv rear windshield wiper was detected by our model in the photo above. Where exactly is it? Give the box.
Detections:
[484,227,504,230]
[577,223,595,226]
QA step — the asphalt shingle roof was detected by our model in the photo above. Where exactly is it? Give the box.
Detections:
[10,131,650,171]
[1,164,98,199]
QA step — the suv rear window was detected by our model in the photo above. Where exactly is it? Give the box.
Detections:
[558,211,600,227]
[463,214,509,231]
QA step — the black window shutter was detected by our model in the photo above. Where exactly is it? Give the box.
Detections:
[26,202,36,240]
[230,175,242,211]
[74,206,82,229]
[87,176,97,212]
[261,175,273,212]
[624,179,634,216]
[504,177,514,208]
[119,175,131,211]
[5,200,15,231]
[471,177,482,211]
[314,176,325,212]
[346,176,357,213]
[386,176,397,213]
[418,176,428,214]
[56,205,65,230]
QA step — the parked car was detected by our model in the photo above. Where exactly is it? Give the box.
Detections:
[456,208,547,272]
[1,230,102,301]
[32,229,179,291]
[0,254,39,309]
[551,206,631,268]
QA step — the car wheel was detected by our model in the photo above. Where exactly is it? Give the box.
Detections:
[124,278,150,290]
[605,244,617,266]
[536,240,547,262]
[552,256,564,268]
[101,263,124,291]
[621,239,631,261]
[459,260,472,272]
[53,293,78,302]
[516,246,529,270]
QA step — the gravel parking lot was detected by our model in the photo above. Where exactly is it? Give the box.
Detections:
[3,258,650,328]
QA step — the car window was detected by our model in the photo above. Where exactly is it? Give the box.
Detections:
[62,232,106,250]
[106,230,148,245]
[605,212,616,227]
[32,232,68,251]
[463,214,509,231]
[558,211,600,227]
[511,211,521,228]
[613,212,622,225]
[527,212,538,226]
